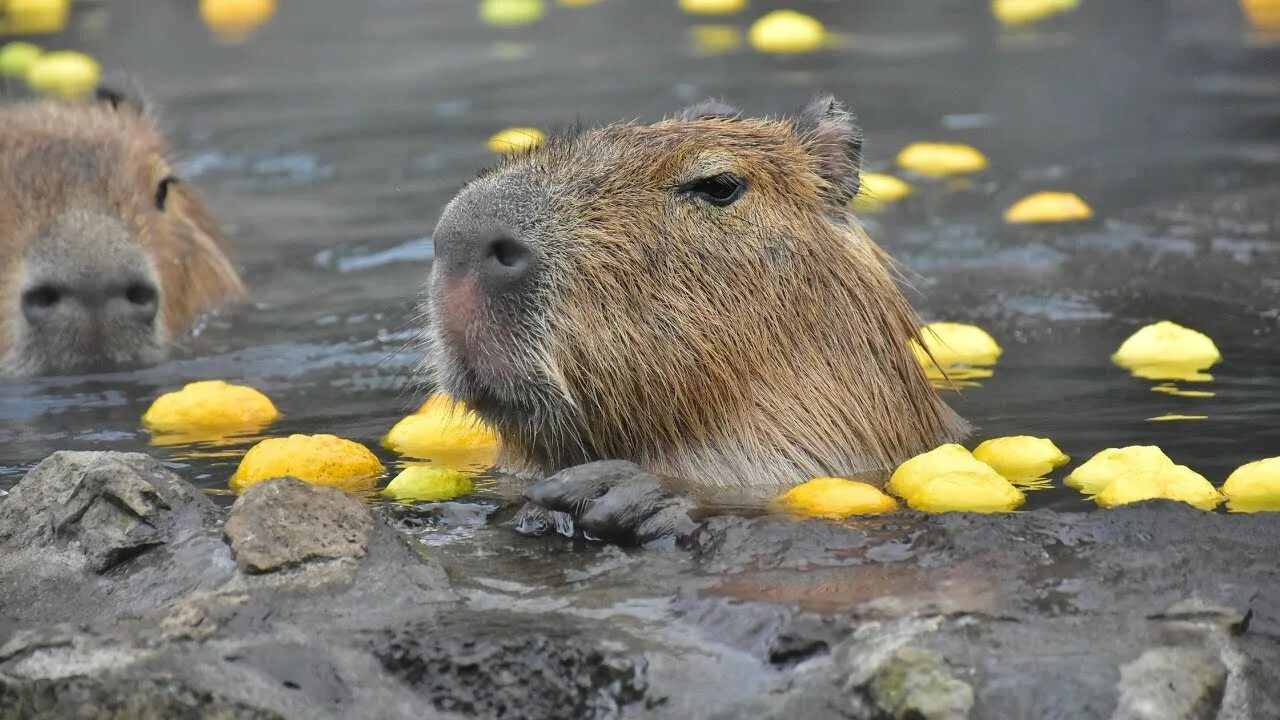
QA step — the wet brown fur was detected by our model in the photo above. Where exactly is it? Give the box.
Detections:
[0,95,246,371]
[430,98,966,490]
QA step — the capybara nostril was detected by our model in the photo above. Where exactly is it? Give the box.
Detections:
[122,280,160,323]
[21,285,62,320]
[484,235,530,276]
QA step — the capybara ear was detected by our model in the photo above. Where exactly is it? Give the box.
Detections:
[794,94,864,205]
[94,73,151,117]
[675,98,740,121]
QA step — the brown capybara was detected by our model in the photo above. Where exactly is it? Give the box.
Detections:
[0,86,245,377]
[425,95,965,494]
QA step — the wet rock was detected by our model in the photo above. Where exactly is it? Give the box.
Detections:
[224,478,373,573]
[0,451,234,628]
[374,617,647,720]
[0,450,220,574]
[1111,647,1226,720]
[520,460,697,546]
[862,647,974,720]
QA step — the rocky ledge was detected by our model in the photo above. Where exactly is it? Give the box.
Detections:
[1,451,1277,719]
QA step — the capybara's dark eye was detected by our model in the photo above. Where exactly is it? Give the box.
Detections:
[679,173,747,207]
[155,175,180,211]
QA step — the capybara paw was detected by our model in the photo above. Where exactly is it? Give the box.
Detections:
[520,460,697,547]
[511,501,576,538]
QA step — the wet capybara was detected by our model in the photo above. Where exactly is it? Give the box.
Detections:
[0,86,245,377]
[426,95,965,494]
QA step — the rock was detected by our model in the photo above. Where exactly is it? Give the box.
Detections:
[4,449,1280,719]
[374,618,647,720]
[224,478,374,573]
[863,647,974,720]
[0,451,235,628]
[1112,647,1226,720]
[0,450,221,573]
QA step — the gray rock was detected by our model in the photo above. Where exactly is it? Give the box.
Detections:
[373,617,648,720]
[864,647,974,720]
[5,450,1280,720]
[224,478,373,573]
[0,451,220,574]
[1111,647,1227,720]
[0,451,234,628]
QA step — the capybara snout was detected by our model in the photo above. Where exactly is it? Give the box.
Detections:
[425,95,965,491]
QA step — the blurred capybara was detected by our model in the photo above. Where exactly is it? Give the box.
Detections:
[0,86,245,377]
[426,95,965,491]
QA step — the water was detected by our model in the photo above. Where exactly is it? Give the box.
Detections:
[1,0,1277,514]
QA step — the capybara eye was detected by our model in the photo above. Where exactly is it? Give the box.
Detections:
[155,175,179,211]
[22,285,62,311]
[678,173,747,207]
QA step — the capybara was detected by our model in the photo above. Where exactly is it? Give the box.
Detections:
[425,95,965,493]
[0,86,245,377]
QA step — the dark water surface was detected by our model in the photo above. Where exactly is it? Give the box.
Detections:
[1,0,1277,513]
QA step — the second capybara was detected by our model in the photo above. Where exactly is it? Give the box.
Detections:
[425,95,966,492]
[0,85,246,377]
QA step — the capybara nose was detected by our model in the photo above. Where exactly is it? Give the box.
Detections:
[434,220,537,292]
[481,234,531,280]
[118,280,160,324]
[21,277,159,329]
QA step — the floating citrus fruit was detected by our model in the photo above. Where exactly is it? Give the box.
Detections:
[679,0,746,14]
[991,0,1079,27]
[972,436,1069,485]
[851,172,913,212]
[0,0,69,35]
[1003,191,1093,224]
[896,142,988,176]
[748,10,825,54]
[488,126,545,154]
[382,466,475,503]
[905,470,1027,513]
[480,0,545,26]
[382,394,499,471]
[1064,445,1174,495]
[1112,321,1220,383]
[888,444,1025,513]
[1093,463,1222,511]
[1221,457,1280,513]
[25,50,99,99]
[144,380,280,440]
[231,434,385,494]
[0,42,42,76]
[778,477,898,518]
[199,0,277,42]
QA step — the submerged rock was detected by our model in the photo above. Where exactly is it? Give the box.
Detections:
[862,647,974,720]
[1112,647,1226,720]
[224,477,373,573]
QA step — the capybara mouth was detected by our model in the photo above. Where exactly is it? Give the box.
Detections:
[431,275,519,383]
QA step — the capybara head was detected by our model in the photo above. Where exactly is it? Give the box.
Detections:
[0,86,246,377]
[426,95,965,490]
